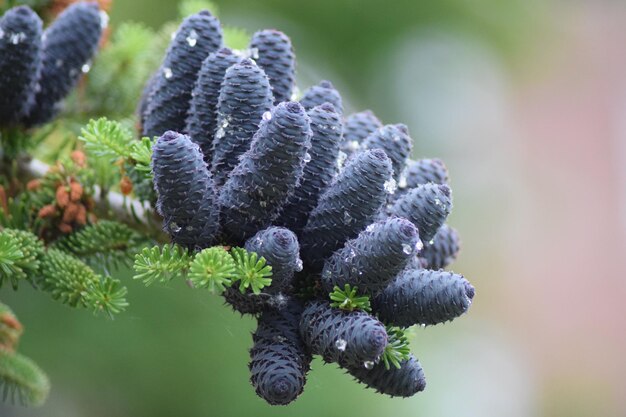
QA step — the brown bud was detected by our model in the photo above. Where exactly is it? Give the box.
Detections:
[69,182,83,202]
[70,150,87,167]
[85,197,96,211]
[75,204,87,226]
[0,186,7,215]
[38,204,57,218]
[120,176,133,196]
[62,203,80,223]
[56,186,70,208]
[26,179,41,191]
[58,223,73,234]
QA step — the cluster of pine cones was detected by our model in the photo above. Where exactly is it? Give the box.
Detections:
[0,2,104,129]
[142,9,475,406]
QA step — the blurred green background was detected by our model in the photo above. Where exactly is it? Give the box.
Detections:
[3,0,626,416]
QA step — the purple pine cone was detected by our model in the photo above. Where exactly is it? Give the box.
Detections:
[361,124,412,180]
[0,6,42,126]
[219,101,311,244]
[250,29,296,104]
[344,354,426,398]
[300,80,343,114]
[341,110,383,154]
[142,10,223,138]
[300,149,392,269]
[276,103,343,234]
[389,183,452,243]
[372,269,475,327]
[299,300,387,368]
[418,224,460,270]
[321,217,420,296]
[136,69,159,132]
[24,2,103,126]
[210,58,273,187]
[151,131,220,248]
[186,47,240,163]
[405,158,449,187]
[250,299,312,405]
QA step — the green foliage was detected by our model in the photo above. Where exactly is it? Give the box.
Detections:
[133,244,191,286]
[381,326,411,370]
[79,118,134,162]
[0,195,36,231]
[188,247,236,294]
[178,0,219,18]
[230,248,272,295]
[0,229,44,289]
[0,350,50,407]
[38,249,127,317]
[128,136,154,173]
[52,220,144,270]
[224,26,251,50]
[329,284,371,312]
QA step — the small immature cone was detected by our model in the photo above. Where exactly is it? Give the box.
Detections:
[152,131,220,248]
[299,301,387,368]
[185,48,240,162]
[24,2,103,126]
[300,80,343,114]
[249,29,296,104]
[277,103,343,234]
[250,299,312,405]
[361,124,412,180]
[321,217,420,296]
[210,58,273,186]
[344,354,426,398]
[244,227,301,293]
[418,224,460,270]
[389,183,452,243]
[142,10,223,138]
[372,269,475,327]
[341,110,383,154]
[0,6,42,126]
[300,149,392,270]
[218,101,312,244]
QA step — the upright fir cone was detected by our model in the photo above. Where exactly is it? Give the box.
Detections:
[0,6,42,126]
[249,29,296,104]
[418,224,460,270]
[300,149,392,270]
[136,70,158,132]
[299,301,387,368]
[24,2,103,127]
[300,80,343,114]
[388,183,452,243]
[151,131,220,248]
[223,226,302,314]
[372,269,475,327]
[210,58,273,187]
[320,217,420,296]
[341,110,383,154]
[277,103,343,234]
[361,124,412,180]
[185,47,240,162]
[394,158,450,203]
[142,10,223,138]
[344,354,426,398]
[219,101,312,244]
[250,299,312,405]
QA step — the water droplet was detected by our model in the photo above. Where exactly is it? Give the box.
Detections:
[249,47,259,59]
[99,10,109,29]
[363,361,375,370]
[170,30,178,40]
[393,135,401,142]
[420,323,426,328]
[186,29,198,47]
[347,140,360,152]
[429,239,435,245]
[343,211,352,224]
[303,152,312,163]
[402,243,413,255]
[384,178,397,194]
[345,248,356,262]
[398,171,408,189]
[0,28,4,40]
[186,225,194,231]
[365,224,376,233]
[415,240,424,252]
[163,67,173,79]
[262,111,272,121]
[335,339,347,351]
[215,127,225,139]
[336,151,347,169]
[169,222,181,233]
[259,201,267,208]
[295,259,303,272]
[55,59,64,68]
[290,86,301,101]
[81,62,91,73]
[434,198,442,206]
[9,32,26,45]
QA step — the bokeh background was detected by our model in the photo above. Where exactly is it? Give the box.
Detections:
[2,0,626,416]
